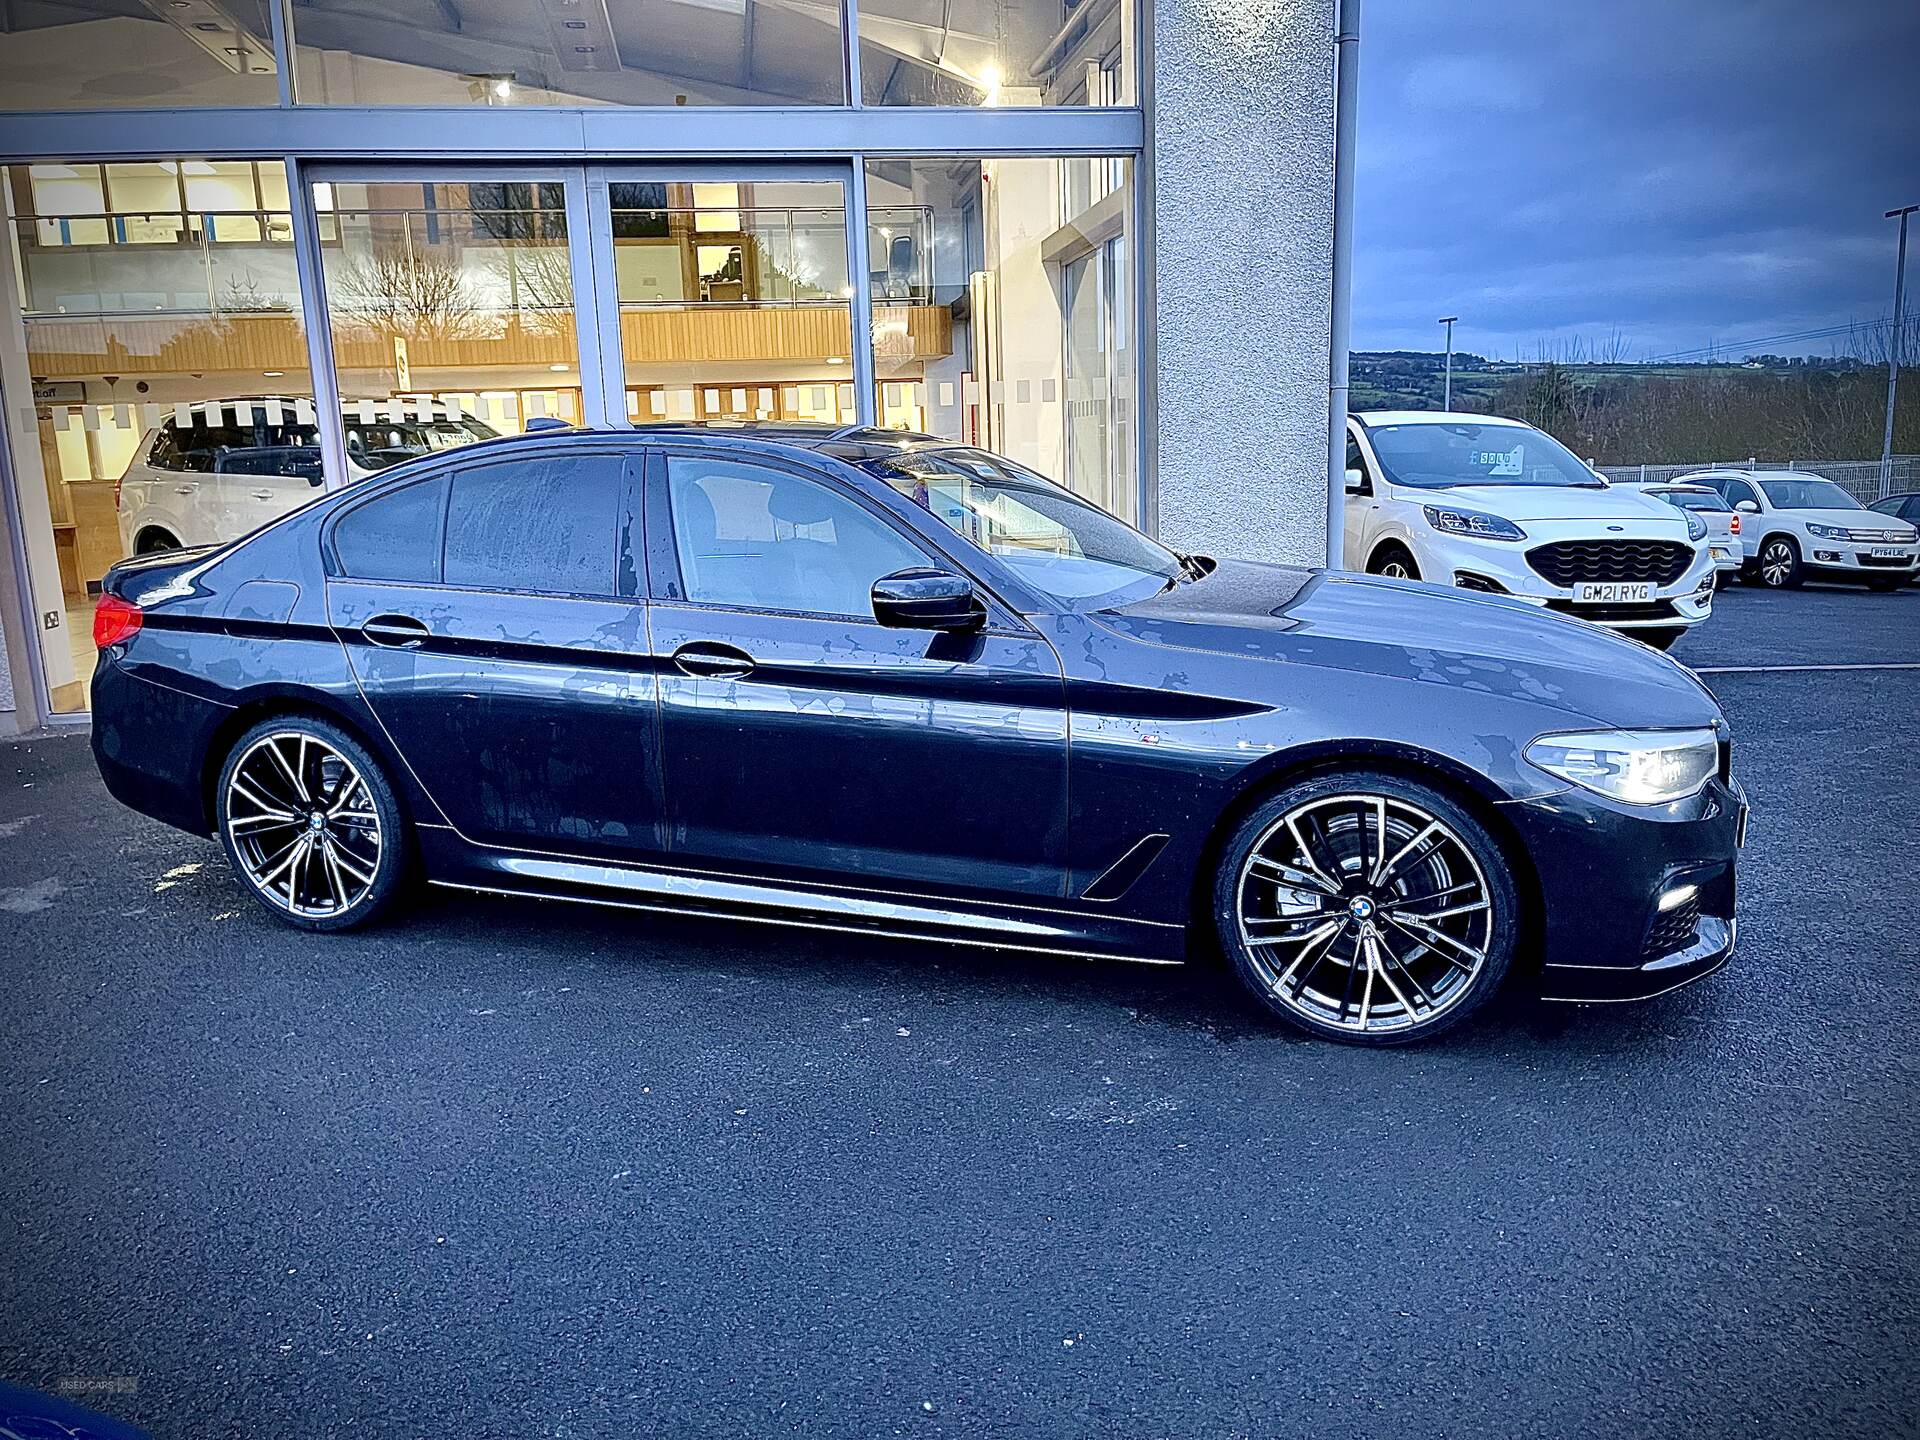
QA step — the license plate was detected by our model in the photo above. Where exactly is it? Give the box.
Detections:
[1573,582,1652,603]
[1869,547,1908,558]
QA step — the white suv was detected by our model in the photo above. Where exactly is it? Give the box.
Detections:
[1673,468,1920,592]
[116,399,497,554]
[1345,412,1716,649]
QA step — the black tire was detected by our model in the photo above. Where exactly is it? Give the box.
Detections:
[1750,535,1802,588]
[1211,770,1519,1046]
[1866,576,1904,593]
[1713,571,1734,590]
[135,529,181,555]
[1637,627,1686,651]
[214,715,408,932]
[1366,544,1421,582]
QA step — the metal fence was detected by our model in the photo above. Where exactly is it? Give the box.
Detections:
[1596,456,1919,502]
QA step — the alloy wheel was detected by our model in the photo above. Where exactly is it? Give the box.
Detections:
[223,731,384,918]
[1234,793,1494,1037]
[1381,560,1412,579]
[1760,541,1795,586]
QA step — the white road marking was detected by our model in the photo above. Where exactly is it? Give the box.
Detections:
[1689,662,1920,674]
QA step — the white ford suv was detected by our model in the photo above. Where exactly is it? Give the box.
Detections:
[1344,412,1716,649]
[1673,468,1920,592]
[116,398,498,554]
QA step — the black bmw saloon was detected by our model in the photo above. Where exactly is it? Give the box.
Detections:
[90,424,1746,1045]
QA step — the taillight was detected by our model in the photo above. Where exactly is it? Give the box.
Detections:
[93,594,142,649]
[1729,514,1741,534]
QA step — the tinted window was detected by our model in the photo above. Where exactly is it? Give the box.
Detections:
[667,456,927,618]
[333,475,448,583]
[444,455,622,595]
[1904,498,1920,522]
[1720,479,1758,508]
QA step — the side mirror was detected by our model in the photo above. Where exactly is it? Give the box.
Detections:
[1344,467,1369,494]
[871,567,984,631]
[1734,499,1759,514]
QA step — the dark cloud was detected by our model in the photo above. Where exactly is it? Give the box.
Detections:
[1353,0,1920,359]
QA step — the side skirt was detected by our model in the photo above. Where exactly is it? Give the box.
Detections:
[418,836,1190,966]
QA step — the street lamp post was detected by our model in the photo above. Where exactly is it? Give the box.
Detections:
[1883,205,1917,498]
[1438,316,1459,410]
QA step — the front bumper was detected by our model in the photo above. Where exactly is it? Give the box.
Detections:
[1801,544,1919,576]
[1429,531,1717,630]
[1501,773,1746,1003]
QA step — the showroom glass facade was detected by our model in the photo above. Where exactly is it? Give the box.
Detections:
[0,0,1141,724]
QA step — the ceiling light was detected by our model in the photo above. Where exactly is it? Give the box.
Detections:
[826,356,846,365]
[493,78,513,98]
[262,370,284,377]
[549,363,570,372]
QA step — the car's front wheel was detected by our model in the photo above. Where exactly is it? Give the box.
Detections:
[1366,544,1421,581]
[216,716,407,931]
[1637,627,1686,651]
[1212,772,1518,1045]
[1750,536,1802,588]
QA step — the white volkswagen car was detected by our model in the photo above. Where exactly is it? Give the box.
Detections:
[116,399,497,554]
[1673,468,1920,592]
[1345,412,1715,649]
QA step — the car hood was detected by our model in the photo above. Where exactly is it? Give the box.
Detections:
[1409,483,1686,526]
[1095,559,1721,730]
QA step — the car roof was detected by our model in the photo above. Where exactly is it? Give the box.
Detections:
[1674,468,1834,482]
[324,422,972,478]
[1351,410,1529,428]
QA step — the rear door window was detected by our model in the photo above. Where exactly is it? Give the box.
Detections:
[332,475,449,583]
[443,454,623,596]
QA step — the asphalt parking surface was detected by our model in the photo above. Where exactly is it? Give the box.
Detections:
[2,583,1915,1439]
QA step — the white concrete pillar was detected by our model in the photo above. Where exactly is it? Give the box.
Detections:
[1146,0,1336,566]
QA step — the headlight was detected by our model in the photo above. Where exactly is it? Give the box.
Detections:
[1525,727,1719,805]
[1806,523,1848,540]
[1685,511,1707,542]
[1422,505,1526,542]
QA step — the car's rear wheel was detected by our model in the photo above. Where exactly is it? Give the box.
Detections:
[1865,576,1904,593]
[1367,544,1421,581]
[1213,772,1518,1046]
[1750,536,1802,588]
[216,716,406,932]
[135,528,180,555]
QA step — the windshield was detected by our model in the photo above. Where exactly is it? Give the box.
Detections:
[863,448,1183,611]
[1363,421,1602,489]
[1758,477,1863,512]
[342,418,499,470]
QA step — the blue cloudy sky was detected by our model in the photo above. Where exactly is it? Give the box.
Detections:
[1352,0,1920,360]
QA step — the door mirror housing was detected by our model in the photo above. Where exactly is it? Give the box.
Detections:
[1344,466,1370,495]
[1734,499,1760,514]
[871,567,985,631]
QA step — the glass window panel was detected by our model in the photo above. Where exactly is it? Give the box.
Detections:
[863,156,1136,522]
[443,455,623,595]
[317,180,578,465]
[667,456,927,617]
[334,475,450,583]
[1,160,317,716]
[291,0,844,106]
[0,2,277,109]
[859,0,1132,107]
[612,177,855,428]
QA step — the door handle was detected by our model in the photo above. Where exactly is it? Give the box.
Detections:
[671,641,755,679]
[362,613,431,649]
[173,485,197,496]
[251,489,276,501]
